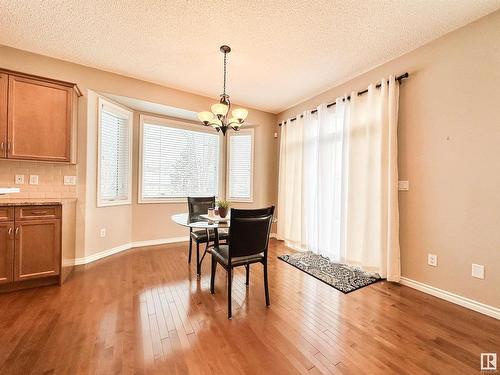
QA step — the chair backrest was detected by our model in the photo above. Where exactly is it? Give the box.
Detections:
[187,196,215,219]
[228,206,275,259]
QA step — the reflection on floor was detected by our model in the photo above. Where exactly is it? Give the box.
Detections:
[0,239,499,374]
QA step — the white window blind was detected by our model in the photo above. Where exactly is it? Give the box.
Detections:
[227,129,253,201]
[140,119,220,201]
[98,99,132,206]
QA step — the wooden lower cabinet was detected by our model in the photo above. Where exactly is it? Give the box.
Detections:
[0,73,7,158]
[14,219,61,281]
[0,205,62,292]
[0,222,14,284]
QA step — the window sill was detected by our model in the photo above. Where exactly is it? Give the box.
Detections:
[97,199,131,207]
[227,198,254,203]
[138,198,186,204]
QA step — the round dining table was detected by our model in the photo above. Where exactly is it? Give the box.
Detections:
[171,213,229,276]
[171,212,230,231]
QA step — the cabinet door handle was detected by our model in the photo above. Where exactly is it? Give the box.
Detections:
[8,227,12,238]
[7,141,10,151]
[15,227,19,238]
[30,210,48,215]
[0,142,4,151]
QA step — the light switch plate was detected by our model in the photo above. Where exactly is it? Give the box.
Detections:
[29,175,39,185]
[64,175,77,185]
[398,180,409,191]
[100,228,106,238]
[472,264,485,279]
[15,175,24,184]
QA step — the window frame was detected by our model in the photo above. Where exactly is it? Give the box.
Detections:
[97,97,133,207]
[226,127,254,203]
[138,114,224,204]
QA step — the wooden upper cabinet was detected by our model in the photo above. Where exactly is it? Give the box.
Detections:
[7,75,75,162]
[0,73,7,158]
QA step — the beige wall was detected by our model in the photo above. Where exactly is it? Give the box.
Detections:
[278,10,500,308]
[0,45,278,259]
[83,90,134,257]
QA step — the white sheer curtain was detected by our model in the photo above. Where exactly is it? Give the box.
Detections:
[277,76,400,281]
[277,101,346,256]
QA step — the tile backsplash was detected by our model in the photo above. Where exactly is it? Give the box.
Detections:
[0,161,77,200]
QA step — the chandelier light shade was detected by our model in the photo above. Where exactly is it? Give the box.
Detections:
[198,45,248,135]
[197,111,214,123]
[232,108,248,121]
[211,103,229,116]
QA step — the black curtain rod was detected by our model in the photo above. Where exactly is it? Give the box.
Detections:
[278,72,409,126]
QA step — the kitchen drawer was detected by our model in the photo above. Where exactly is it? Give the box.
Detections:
[15,205,61,220]
[0,207,14,222]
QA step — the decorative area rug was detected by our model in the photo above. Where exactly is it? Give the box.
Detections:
[278,251,381,293]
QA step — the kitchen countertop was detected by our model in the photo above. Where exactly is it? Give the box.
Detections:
[0,198,77,206]
[0,201,62,206]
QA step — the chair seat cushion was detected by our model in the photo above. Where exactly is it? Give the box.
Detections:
[211,245,264,266]
[191,229,228,243]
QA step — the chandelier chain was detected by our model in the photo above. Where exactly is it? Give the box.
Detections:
[223,50,227,96]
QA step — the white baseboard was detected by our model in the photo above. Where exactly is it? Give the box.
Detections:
[131,236,189,248]
[73,234,280,266]
[73,236,189,266]
[74,242,131,265]
[400,277,500,320]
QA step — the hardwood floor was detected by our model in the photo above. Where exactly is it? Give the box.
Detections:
[0,239,498,374]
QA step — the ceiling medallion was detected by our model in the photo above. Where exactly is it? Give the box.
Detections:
[197,45,248,135]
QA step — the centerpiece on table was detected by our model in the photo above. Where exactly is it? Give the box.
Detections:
[216,200,231,218]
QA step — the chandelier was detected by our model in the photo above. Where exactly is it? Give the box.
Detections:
[197,45,248,135]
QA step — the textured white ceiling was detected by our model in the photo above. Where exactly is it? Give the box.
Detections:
[0,1,498,113]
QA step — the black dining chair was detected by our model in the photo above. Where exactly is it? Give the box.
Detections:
[187,196,228,276]
[210,206,275,319]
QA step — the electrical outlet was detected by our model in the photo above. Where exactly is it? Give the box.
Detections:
[100,228,106,238]
[64,175,77,185]
[29,175,39,185]
[472,264,485,279]
[427,254,438,267]
[15,175,24,184]
[398,180,409,191]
